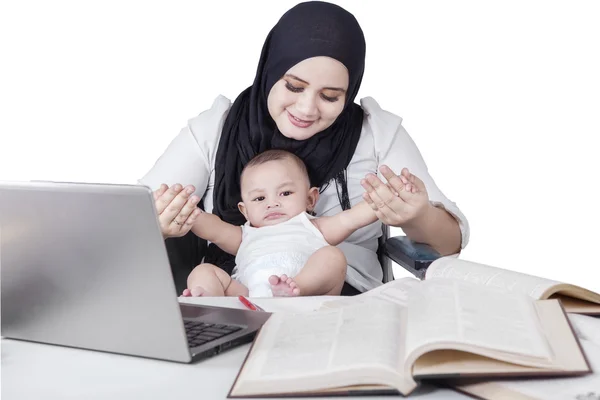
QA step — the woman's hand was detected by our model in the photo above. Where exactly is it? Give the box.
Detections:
[153,183,202,238]
[361,165,431,227]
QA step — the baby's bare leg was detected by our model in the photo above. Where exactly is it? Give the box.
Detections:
[186,263,248,297]
[293,246,347,296]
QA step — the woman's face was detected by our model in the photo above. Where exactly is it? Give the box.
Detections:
[267,56,349,141]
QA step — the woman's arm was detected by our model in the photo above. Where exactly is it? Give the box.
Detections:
[361,98,469,255]
[139,126,211,239]
[138,96,232,238]
[402,202,461,256]
[363,165,462,256]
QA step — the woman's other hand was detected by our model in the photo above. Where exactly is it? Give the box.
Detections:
[361,165,431,227]
[153,183,202,238]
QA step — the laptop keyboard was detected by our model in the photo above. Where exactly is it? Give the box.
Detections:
[184,320,243,348]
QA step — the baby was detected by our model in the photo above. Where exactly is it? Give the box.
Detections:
[182,149,379,298]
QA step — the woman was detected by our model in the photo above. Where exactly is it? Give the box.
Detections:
[140,1,469,295]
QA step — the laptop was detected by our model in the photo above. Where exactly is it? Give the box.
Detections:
[0,180,271,363]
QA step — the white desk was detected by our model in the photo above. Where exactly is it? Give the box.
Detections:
[1,296,471,400]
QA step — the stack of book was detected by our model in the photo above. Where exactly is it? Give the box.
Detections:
[226,257,600,399]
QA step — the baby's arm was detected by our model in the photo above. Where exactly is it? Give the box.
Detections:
[312,201,378,246]
[190,211,242,255]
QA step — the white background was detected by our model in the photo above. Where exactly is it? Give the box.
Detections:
[2,0,599,292]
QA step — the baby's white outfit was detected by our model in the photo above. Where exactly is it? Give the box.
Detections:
[232,212,329,297]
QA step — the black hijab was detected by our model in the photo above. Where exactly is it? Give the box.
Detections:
[206,1,367,272]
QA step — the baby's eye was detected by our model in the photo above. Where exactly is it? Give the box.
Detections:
[253,196,265,202]
[281,191,292,196]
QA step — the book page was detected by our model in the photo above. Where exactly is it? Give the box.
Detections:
[404,279,553,367]
[320,277,419,309]
[239,302,404,381]
[413,300,590,377]
[455,339,600,400]
[426,257,560,300]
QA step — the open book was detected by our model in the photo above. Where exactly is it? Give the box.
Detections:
[422,257,600,315]
[228,279,589,398]
[321,257,600,316]
[451,328,600,400]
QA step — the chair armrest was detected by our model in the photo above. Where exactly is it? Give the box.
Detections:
[382,235,441,280]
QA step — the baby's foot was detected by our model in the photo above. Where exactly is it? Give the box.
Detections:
[268,274,301,297]
[180,286,208,297]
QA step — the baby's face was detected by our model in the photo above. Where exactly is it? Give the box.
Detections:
[238,158,316,227]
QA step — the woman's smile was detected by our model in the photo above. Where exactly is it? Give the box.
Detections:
[287,110,316,128]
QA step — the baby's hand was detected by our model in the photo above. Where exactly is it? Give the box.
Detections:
[397,168,421,195]
[386,176,415,197]
[361,165,430,227]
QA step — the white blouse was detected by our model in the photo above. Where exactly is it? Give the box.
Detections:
[139,95,470,291]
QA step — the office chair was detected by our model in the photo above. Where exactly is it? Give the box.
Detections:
[167,221,441,295]
[379,225,441,281]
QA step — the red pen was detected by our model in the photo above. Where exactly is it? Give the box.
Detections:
[238,295,265,311]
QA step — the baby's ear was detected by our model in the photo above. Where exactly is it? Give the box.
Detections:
[237,202,249,221]
[306,187,320,213]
